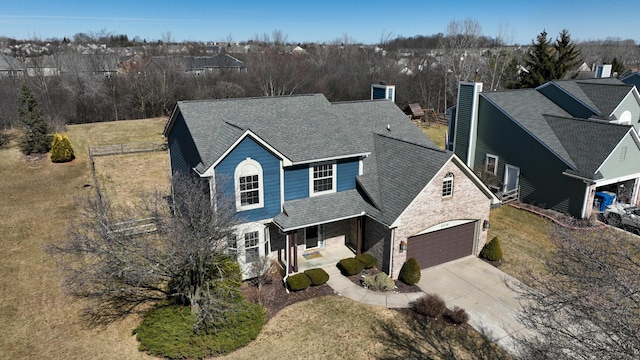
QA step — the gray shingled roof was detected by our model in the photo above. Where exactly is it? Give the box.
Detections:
[482,89,577,168]
[370,134,453,225]
[544,115,632,179]
[272,190,379,231]
[173,94,437,171]
[168,93,450,231]
[549,78,633,118]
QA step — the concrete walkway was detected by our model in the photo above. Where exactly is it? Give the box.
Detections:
[323,256,530,355]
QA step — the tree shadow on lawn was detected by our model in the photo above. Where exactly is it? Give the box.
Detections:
[374,310,512,360]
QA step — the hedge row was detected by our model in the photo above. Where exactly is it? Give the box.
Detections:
[285,267,330,291]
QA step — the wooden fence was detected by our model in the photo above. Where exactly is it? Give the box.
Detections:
[88,142,167,157]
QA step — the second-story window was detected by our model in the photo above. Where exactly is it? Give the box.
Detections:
[234,158,264,211]
[310,162,336,196]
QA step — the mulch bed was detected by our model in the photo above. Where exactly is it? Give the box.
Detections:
[240,272,335,322]
[346,266,422,294]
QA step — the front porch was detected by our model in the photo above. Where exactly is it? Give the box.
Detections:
[295,245,355,273]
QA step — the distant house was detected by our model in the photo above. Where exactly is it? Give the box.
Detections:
[163,92,498,279]
[622,72,640,91]
[448,78,640,219]
[0,53,25,77]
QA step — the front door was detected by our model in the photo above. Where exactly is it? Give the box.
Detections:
[305,226,319,249]
[504,164,520,192]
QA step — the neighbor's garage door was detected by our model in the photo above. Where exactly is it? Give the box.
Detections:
[407,222,476,268]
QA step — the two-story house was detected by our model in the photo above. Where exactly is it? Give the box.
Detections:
[163,93,498,279]
[448,78,640,219]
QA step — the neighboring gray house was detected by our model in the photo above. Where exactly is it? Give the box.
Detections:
[163,93,498,279]
[448,78,640,219]
[0,53,25,77]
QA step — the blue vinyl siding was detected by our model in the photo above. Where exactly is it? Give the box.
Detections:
[284,159,360,201]
[372,87,386,100]
[284,165,309,201]
[215,136,281,222]
[167,113,201,176]
[337,160,358,191]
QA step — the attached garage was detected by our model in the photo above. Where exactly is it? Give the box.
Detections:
[407,221,476,269]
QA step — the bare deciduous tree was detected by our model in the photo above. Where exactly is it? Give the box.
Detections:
[52,173,242,330]
[514,227,640,360]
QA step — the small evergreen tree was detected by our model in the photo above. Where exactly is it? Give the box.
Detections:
[480,236,503,261]
[399,257,421,285]
[554,29,580,78]
[50,133,75,163]
[17,84,52,154]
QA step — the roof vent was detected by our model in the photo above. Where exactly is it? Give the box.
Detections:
[386,124,391,131]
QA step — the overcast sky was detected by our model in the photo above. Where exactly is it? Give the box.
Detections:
[1,0,639,45]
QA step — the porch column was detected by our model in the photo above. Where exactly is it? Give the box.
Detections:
[356,217,363,255]
[292,231,298,272]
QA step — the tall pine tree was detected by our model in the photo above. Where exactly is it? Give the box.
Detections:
[518,29,581,88]
[18,84,52,155]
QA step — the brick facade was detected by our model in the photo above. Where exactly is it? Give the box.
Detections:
[389,158,492,279]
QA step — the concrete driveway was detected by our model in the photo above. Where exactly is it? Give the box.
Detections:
[418,256,533,354]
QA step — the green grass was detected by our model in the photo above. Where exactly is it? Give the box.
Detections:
[421,125,448,149]
[486,205,555,282]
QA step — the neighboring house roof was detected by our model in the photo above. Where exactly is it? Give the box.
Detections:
[0,53,24,72]
[542,78,634,118]
[544,115,633,179]
[482,87,634,180]
[482,89,576,168]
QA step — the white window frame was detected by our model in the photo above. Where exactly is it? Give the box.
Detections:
[309,162,337,196]
[227,234,237,258]
[442,172,454,197]
[485,154,498,175]
[234,158,264,211]
[244,231,260,263]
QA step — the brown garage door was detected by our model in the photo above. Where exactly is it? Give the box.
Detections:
[407,222,476,269]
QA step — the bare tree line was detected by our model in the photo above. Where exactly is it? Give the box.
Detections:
[1,21,638,130]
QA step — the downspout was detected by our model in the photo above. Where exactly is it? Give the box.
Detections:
[388,228,395,279]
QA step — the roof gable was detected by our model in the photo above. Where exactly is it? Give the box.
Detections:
[544,115,633,178]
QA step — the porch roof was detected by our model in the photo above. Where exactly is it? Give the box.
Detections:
[272,189,379,232]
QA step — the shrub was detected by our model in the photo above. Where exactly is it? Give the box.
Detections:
[362,272,395,292]
[134,300,265,359]
[444,306,469,325]
[0,131,10,149]
[399,257,421,285]
[50,132,75,163]
[355,253,377,269]
[414,293,446,318]
[286,273,312,291]
[480,236,503,261]
[337,257,364,276]
[304,268,329,286]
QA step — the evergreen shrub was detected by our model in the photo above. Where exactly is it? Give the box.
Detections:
[399,257,421,285]
[50,133,75,163]
[480,236,503,261]
[286,273,312,291]
[134,300,265,359]
[355,253,377,269]
[337,257,364,276]
[304,268,329,286]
